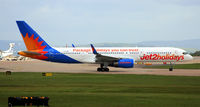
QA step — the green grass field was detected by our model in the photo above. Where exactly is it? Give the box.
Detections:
[144,63,200,69]
[1,72,200,107]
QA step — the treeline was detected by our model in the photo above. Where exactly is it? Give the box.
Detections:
[191,51,200,56]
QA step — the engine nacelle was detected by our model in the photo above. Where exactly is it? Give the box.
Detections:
[110,59,134,68]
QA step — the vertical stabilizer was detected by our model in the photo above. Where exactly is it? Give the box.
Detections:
[16,21,51,51]
[4,43,15,53]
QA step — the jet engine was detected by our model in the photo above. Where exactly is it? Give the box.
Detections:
[110,59,134,68]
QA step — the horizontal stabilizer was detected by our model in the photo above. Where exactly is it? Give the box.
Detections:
[18,51,41,56]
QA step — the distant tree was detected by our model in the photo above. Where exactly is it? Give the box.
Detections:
[191,51,200,56]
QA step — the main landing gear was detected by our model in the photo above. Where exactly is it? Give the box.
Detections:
[97,64,109,72]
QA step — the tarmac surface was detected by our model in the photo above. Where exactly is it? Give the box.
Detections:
[0,57,200,76]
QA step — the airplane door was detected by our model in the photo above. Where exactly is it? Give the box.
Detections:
[139,51,145,57]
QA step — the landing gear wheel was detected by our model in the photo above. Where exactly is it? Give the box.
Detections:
[97,68,102,72]
[97,68,109,72]
[169,67,173,71]
[105,68,109,72]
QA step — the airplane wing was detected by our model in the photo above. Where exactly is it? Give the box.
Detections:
[90,44,120,63]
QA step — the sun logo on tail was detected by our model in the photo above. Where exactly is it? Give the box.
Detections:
[21,33,48,60]
[22,33,47,51]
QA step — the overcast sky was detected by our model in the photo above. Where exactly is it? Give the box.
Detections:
[0,0,200,46]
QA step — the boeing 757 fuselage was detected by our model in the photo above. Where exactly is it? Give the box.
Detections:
[16,21,193,72]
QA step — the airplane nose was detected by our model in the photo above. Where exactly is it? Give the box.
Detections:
[190,55,193,60]
[185,54,193,60]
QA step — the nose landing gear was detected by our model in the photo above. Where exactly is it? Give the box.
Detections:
[169,62,174,71]
[169,67,173,71]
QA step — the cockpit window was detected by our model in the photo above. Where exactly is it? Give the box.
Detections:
[183,52,189,55]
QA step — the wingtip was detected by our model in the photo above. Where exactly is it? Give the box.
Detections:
[16,20,25,23]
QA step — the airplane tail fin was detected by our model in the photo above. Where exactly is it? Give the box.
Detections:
[16,21,51,51]
[4,43,15,53]
[8,43,15,53]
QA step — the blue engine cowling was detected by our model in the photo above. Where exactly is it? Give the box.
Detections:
[111,59,134,68]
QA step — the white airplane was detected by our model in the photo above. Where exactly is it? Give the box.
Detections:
[0,43,15,59]
[16,21,193,72]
